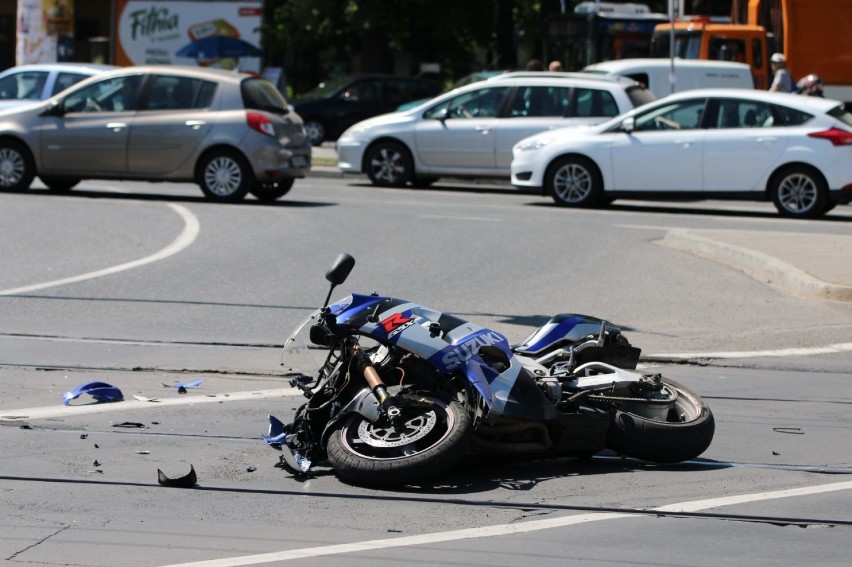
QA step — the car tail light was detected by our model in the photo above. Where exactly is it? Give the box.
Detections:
[807,127,852,146]
[247,112,276,137]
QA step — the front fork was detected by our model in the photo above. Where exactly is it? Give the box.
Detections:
[350,342,402,423]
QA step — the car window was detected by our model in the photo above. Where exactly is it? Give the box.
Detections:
[573,87,620,118]
[507,86,571,118]
[242,79,287,114]
[52,72,89,96]
[634,99,707,131]
[771,105,813,127]
[341,79,382,102]
[827,106,852,128]
[430,86,508,119]
[711,99,774,128]
[143,76,214,110]
[0,71,48,100]
[63,75,144,113]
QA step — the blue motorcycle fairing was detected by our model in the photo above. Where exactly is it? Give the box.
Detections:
[514,313,618,355]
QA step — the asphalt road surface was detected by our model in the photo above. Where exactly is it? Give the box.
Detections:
[1,177,850,566]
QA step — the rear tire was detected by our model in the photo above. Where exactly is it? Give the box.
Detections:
[304,120,325,146]
[0,140,35,192]
[604,378,715,463]
[40,176,81,193]
[770,165,827,219]
[326,394,472,486]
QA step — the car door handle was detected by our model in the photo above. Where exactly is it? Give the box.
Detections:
[674,139,694,147]
[185,120,206,129]
[106,122,127,131]
[475,125,491,134]
[756,136,778,143]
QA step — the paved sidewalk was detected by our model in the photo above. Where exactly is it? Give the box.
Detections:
[660,229,852,302]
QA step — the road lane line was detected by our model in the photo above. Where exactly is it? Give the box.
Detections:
[645,341,852,360]
[0,204,199,296]
[0,388,301,422]
[159,480,852,567]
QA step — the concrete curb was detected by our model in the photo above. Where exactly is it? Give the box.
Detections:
[658,229,852,303]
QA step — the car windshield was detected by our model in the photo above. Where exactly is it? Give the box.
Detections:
[242,79,289,114]
[301,76,351,100]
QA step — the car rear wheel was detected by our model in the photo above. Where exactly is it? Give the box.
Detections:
[546,155,603,207]
[197,150,252,202]
[365,141,413,187]
[250,178,295,202]
[304,120,325,146]
[770,166,828,219]
[39,176,81,193]
[0,140,35,192]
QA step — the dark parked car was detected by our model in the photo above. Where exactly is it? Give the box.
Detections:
[292,75,441,145]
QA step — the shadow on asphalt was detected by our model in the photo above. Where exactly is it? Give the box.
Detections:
[340,181,852,222]
[20,187,334,209]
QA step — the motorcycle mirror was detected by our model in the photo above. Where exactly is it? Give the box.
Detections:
[326,253,355,286]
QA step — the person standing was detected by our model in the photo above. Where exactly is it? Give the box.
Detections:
[769,53,794,92]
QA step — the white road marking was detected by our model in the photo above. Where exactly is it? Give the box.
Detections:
[0,204,199,296]
[159,480,852,567]
[0,388,301,422]
[646,341,852,360]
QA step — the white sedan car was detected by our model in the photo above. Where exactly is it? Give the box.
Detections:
[0,63,116,110]
[511,89,852,218]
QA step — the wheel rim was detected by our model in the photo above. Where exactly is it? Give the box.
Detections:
[340,397,454,461]
[369,147,406,184]
[204,156,242,196]
[305,122,324,145]
[777,172,818,213]
[553,162,592,203]
[0,148,25,188]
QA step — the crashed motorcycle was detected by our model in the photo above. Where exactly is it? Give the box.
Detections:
[264,253,714,486]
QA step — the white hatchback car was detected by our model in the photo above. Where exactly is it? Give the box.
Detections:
[511,89,852,218]
[337,72,654,187]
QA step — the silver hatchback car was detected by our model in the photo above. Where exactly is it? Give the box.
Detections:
[0,66,310,202]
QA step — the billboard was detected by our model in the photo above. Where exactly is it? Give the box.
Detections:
[16,0,75,64]
[115,1,263,71]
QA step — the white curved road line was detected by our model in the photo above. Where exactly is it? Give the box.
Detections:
[645,341,852,361]
[0,204,199,296]
[160,480,852,567]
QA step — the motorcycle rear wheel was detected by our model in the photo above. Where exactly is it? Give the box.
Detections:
[603,378,715,463]
[326,394,472,486]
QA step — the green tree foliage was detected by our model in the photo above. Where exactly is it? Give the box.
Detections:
[262,0,731,96]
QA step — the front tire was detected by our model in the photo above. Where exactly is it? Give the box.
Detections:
[603,378,715,463]
[326,394,472,486]
[770,166,828,219]
[197,150,252,202]
[250,178,295,202]
[546,155,603,207]
[0,140,35,192]
[364,141,413,187]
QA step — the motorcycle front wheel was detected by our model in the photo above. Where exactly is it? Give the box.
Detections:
[326,394,472,486]
[602,378,715,463]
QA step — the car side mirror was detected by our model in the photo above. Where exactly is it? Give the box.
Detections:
[434,108,450,122]
[621,117,635,133]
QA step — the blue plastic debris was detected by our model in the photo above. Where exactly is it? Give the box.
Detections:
[262,414,287,448]
[63,382,124,406]
[162,379,204,394]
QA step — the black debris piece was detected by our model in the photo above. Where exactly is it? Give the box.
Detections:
[80,434,88,439]
[93,460,101,467]
[112,422,145,428]
[158,465,197,488]
[246,465,257,472]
